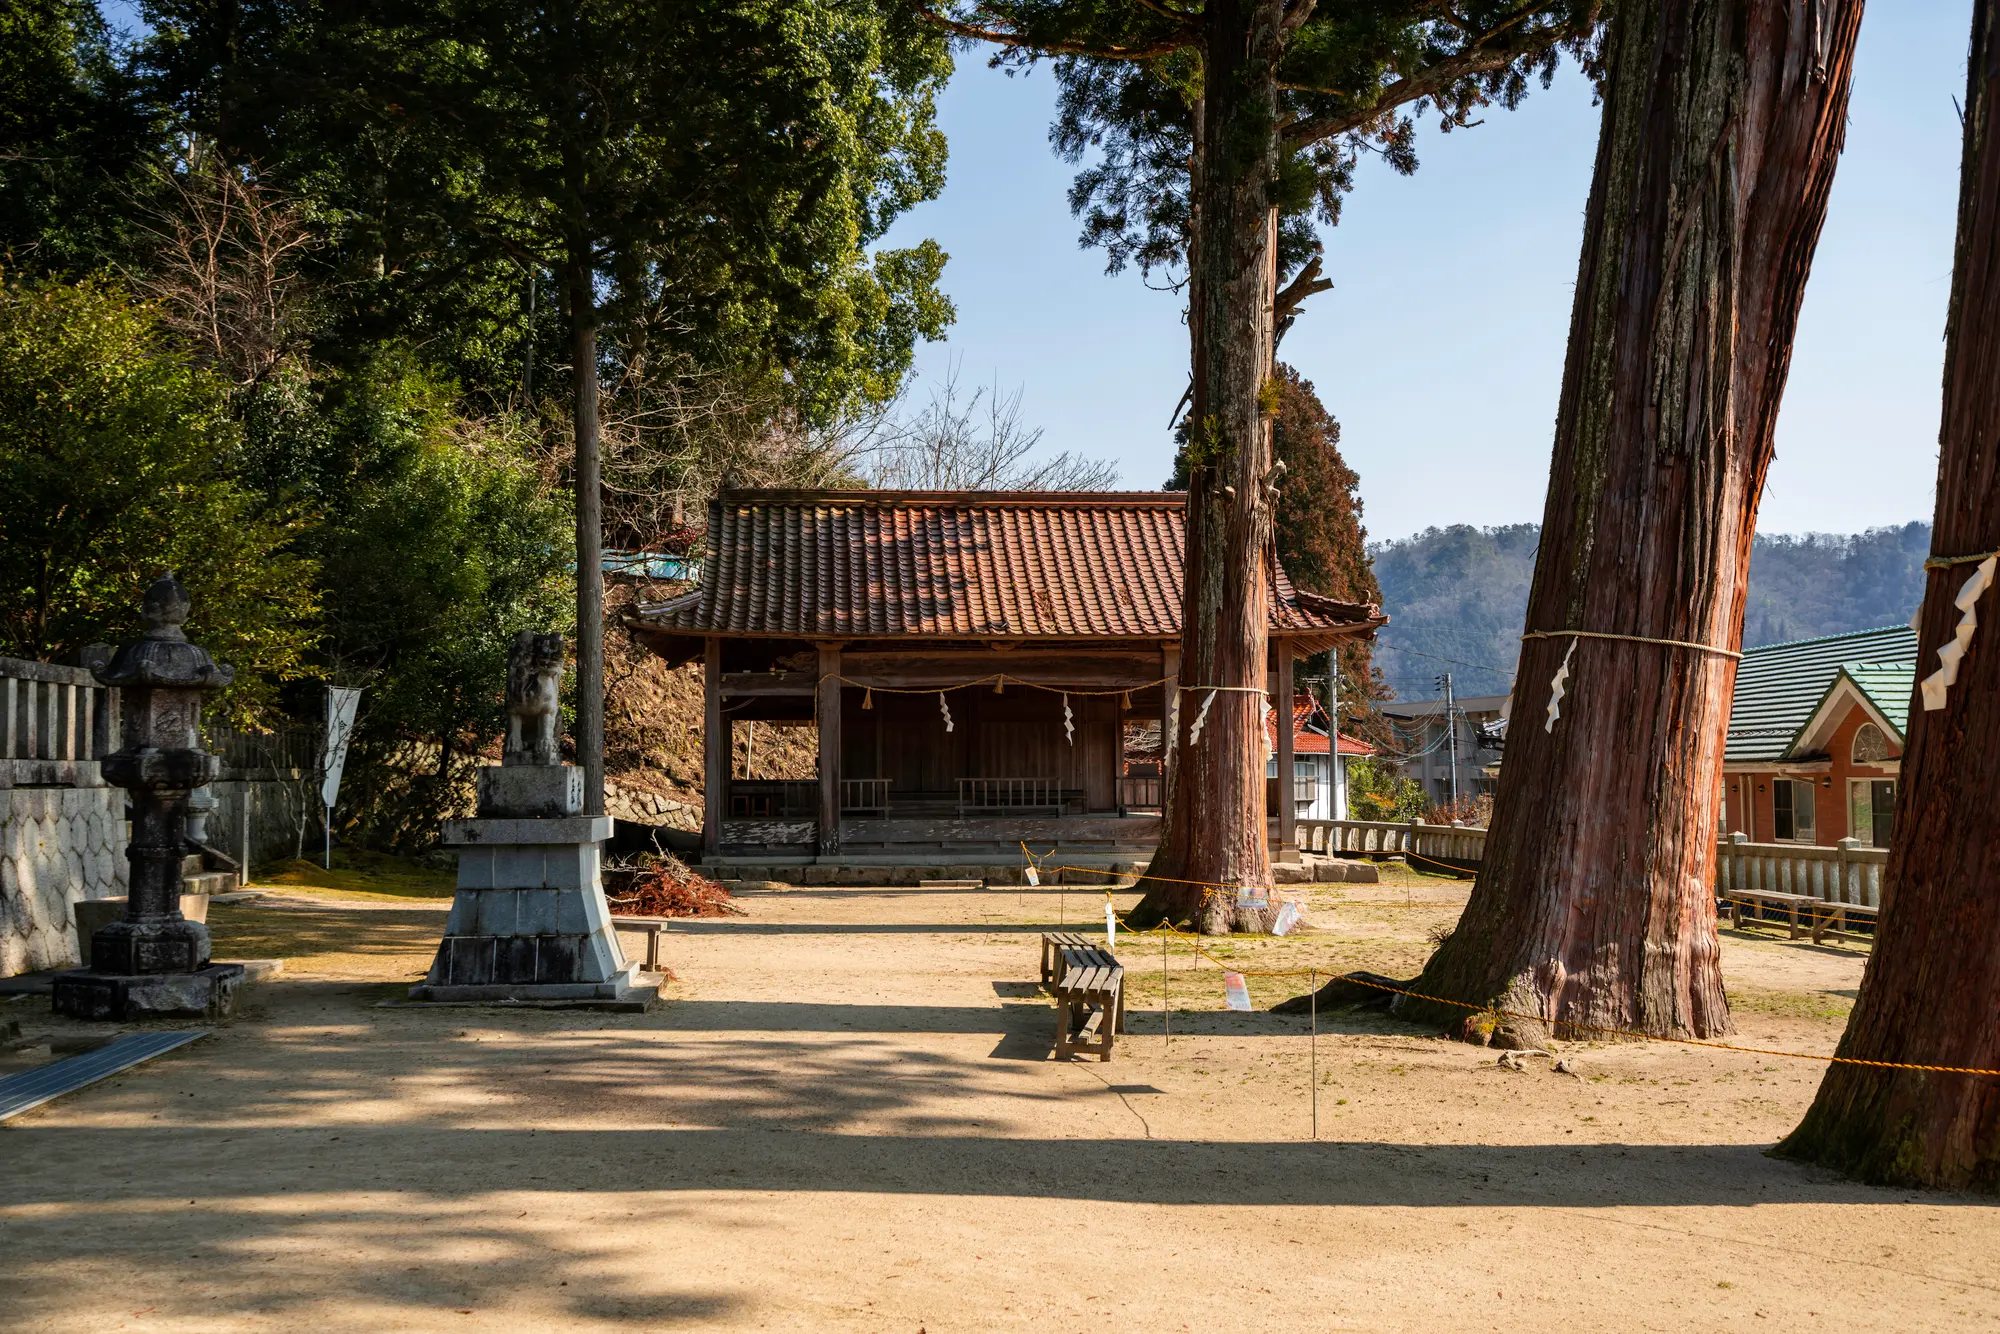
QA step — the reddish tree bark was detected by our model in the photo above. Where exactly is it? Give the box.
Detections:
[1128,0,1284,933]
[1776,0,2000,1193]
[1376,0,1865,1041]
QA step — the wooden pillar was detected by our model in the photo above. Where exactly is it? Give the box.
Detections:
[1113,686,1128,816]
[1161,643,1181,811]
[702,638,724,857]
[1275,645,1297,861]
[817,643,842,857]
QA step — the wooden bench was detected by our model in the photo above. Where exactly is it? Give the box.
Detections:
[610,916,671,972]
[1050,945,1125,1061]
[1040,931,1095,987]
[1720,890,1879,945]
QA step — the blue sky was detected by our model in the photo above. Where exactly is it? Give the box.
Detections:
[878,6,1972,544]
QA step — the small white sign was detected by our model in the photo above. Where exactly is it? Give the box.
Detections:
[1223,972,1252,1011]
[1104,900,1117,949]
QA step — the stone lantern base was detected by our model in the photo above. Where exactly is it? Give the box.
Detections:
[53,963,245,1021]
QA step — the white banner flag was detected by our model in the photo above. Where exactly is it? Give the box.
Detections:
[321,687,363,811]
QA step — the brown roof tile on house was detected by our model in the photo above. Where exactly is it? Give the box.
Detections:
[634,489,1384,648]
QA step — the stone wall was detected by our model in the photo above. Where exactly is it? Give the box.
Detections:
[0,782,128,976]
[204,777,312,873]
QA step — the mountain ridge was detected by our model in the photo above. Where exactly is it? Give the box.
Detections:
[1368,521,1932,701]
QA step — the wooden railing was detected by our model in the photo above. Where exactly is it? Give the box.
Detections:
[727,779,817,818]
[957,777,1064,815]
[1297,818,1890,909]
[1119,776,1162,811]
[1,655,118,783]
[1716,832,1887,908]
[841,778,889,815]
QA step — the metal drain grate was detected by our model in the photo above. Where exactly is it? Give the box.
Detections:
[0,1030,208,1122]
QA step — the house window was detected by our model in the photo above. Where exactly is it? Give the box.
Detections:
[1852,722,1891,764]
[1850,779,1897,848]
[1772,779,1816,842]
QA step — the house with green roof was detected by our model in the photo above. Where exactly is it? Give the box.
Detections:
[1722,625,1916,848]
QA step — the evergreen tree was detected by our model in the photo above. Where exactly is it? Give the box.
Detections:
[0,0,162,273]
[1777,0,2000,1193]
[924,0,1606,929]
[149,0,957,813]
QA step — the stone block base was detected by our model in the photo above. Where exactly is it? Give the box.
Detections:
[52,963,244,1021]
[406,962,649,1006]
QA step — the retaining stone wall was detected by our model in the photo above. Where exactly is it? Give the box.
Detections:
[0,784,128,976]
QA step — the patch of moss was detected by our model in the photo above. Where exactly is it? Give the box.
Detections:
[251,849,457,901]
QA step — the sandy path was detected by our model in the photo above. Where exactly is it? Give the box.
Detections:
[1,881,1995,1332]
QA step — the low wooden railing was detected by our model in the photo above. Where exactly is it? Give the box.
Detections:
[727,779,817,819]
[1119,776,1162,811]
[841,778,889,815]
[958,777,1064,815]
[1296,818,1890,908]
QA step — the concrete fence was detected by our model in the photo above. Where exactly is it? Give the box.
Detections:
[0,654,315,977]
[1715,831,1887,908]
[1298,817,1488,867]
[0,655,128,976]
[1299,817,1889,908]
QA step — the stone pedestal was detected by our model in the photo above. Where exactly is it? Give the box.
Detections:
[54,963,244,1020]
[410,772,651,1006]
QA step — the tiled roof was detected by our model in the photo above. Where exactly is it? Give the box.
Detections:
[637,490,1384,646]
[1262,693,1375,756]
[1845,663,1916,732]
[1725,626,1918,763]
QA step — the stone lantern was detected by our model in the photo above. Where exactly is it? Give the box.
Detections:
[53,575,245,1020]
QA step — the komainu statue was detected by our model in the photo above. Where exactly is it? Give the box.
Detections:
[503,630,564,766]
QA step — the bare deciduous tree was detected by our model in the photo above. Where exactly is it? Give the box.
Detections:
[868,363,1120,492]
[127,140,321,388]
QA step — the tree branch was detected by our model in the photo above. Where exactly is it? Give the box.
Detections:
[907,0,1197,61]
[1282,3,1600,147]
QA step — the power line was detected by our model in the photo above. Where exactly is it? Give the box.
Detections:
[1372,641,1517,677]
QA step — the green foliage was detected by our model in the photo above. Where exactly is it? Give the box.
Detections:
[146,0,957,423]
[0,276,319,720]
[1346,756,1426,821]
[1033,2,1608,298]
[0,0,163,274]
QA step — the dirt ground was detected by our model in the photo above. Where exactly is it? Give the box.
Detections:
[3,866,1997,1333]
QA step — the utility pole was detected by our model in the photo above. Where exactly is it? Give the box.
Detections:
[1325,649,1340,818]
[1436,671,1458,808]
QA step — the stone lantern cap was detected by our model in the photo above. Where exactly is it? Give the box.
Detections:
[89,574,236,692]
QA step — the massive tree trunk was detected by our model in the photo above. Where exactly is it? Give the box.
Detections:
[1129,0,1284,933]
[1776,0,2000,1193]
[1385,0,1864,1042]
[567,251,606,819]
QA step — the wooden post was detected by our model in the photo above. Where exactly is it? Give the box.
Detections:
[702,637,724,858]
[817,643,842,857]
[1161,644,1181,811]
[1275,645,1296,861]
[1114,685,1128,816]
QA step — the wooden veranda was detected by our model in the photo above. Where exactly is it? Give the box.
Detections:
[627,489,1383,864]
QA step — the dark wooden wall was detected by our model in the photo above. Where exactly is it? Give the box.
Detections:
[841,685,1118,809]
